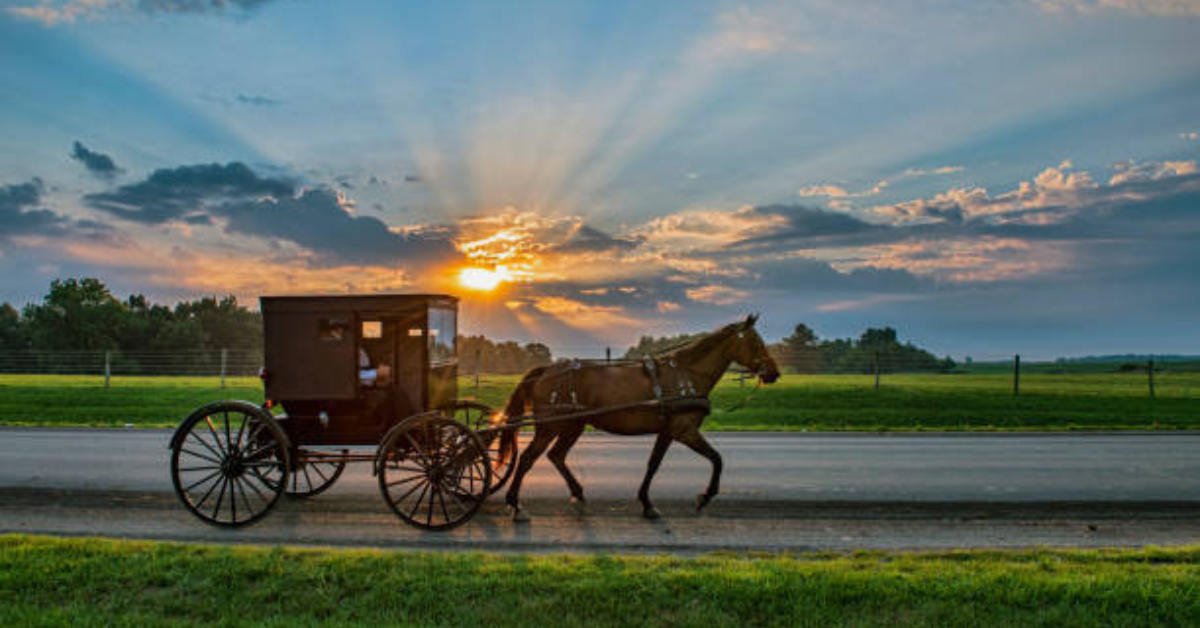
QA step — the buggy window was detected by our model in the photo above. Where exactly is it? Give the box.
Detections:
[317,318,348,341]
[428,307,456,364]
[361,320,383,339]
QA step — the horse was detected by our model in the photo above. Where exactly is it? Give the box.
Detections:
[500,314,780,522]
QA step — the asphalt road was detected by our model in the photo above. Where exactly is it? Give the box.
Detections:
[2,428,1198,552]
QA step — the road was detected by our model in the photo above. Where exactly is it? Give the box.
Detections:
[2,428,1198,552]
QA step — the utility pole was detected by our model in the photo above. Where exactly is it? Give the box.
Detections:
[1148,359,1155,399]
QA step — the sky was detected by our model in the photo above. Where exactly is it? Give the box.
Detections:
[1,0,1199,359]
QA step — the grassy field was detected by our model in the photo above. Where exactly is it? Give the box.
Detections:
[0,371,1197,430]
[1,535,1197,628]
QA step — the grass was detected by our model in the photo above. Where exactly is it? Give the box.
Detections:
[1,534,1197,627]
[0,371,1197,431]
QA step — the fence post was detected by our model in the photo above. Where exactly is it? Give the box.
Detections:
[104,350,111,389]
[220,348,228,390]
[474,347,481,398]
[606,347,611,363]
[1148,359,1155,399]
[1013,354,1020,397]
[873,350,880,392]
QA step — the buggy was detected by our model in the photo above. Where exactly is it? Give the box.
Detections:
[168,294,517,530]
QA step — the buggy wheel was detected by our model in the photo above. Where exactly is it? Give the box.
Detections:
[286,450,348,498]
[447,401,517,495]
[170,402,289,527]
[377,412,491,530]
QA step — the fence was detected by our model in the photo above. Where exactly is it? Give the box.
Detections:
[1,348,1197,399]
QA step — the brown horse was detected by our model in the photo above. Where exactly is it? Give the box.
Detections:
[501,314,780,521]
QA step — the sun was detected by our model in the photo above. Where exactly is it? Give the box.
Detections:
[458,267,505,291]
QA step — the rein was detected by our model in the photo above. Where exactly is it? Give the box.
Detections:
[719,375,762,413]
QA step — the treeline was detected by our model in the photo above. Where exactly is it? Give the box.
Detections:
[458,335,553,374]
[0,278,262,373]
[625,324,955,374]
[0,277,557,375]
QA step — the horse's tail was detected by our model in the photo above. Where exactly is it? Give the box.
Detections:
[502,366,547,422]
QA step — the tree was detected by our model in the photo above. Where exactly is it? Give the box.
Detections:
[776,323,821,373]
[22,278,128,352]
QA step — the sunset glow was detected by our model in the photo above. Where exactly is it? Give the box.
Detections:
[458,267,506,291]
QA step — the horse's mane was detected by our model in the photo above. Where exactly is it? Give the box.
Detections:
[659,322,738,359]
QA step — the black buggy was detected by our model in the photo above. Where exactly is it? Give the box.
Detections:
[168,294,518,530]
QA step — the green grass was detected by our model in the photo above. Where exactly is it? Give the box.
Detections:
[1,535,1197,627]
[1,372,1197,430]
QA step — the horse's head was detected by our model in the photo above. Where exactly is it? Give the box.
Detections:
[728,314,780,384]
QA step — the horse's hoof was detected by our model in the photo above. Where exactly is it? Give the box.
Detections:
[695,493,713,512]
[642,506,662,520]
[569,495,586,514]
[511,506,531,523]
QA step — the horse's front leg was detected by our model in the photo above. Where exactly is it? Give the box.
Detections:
[637,431,672,519]
[676,428,723,511]
[505,429,556,523]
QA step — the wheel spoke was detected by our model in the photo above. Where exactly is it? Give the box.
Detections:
[187,431,225,461]
[403,433,432,468]
[406,481,431,520]
[240,471,270,502]
[179,448,222,465]
[178,465,220,473]
[386,474,424,488]
[194,472,224,509]
[212,475,229,522]
[435,483,451,525]
[204,416,228,456]
[233,477,255,517]
[183,469,222,493]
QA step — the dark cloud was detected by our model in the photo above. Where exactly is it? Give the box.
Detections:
[216,188,457,265]
[0,179,64,237]
[549,224,641,255]
[84,161,457,266]
[235,93,280,106]
[85,162,294,224]
[70,141,121,180]
[137,0,279,15]
[1,178,110,240]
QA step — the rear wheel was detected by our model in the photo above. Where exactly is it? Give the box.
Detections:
[286,450,347,498]
[170,402,289,527]
[447,401,517,495]
[377,413,491,530]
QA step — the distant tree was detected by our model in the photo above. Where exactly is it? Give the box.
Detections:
[774,323,821,373]
[22,278,128,352]
[623,333,701,359]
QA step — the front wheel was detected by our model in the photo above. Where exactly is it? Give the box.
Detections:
[447,401,517,495]
[170,401,289,527]
[377,413,491,530]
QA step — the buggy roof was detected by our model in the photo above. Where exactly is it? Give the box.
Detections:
[260,294,457,314]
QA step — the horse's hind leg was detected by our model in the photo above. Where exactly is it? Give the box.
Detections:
[676,428,723,512]
[637,432,673,520]
[504,428,555,522]
[546,425,586,505]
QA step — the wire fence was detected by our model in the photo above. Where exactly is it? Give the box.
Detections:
[2,349,1198,400]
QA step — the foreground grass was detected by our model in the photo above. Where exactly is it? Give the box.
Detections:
[1,535,1197,628]
[1,372,1197,430]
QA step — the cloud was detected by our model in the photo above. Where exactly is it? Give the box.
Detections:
[1036,0,1200,17]
[85,162,294,224]
[84,161,455,266]
[872,159,1147,224]
[235,93,280,107]
[69,141,122,180]
[6,0,280,26]
[685,284,749,306]
[1,178,111,241]
[902,165,964,177]
[701,4,812,60]
[217,188,457,266]
[1108,160,1197,185]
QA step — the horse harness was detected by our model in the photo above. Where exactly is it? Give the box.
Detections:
[535,356,711,424]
